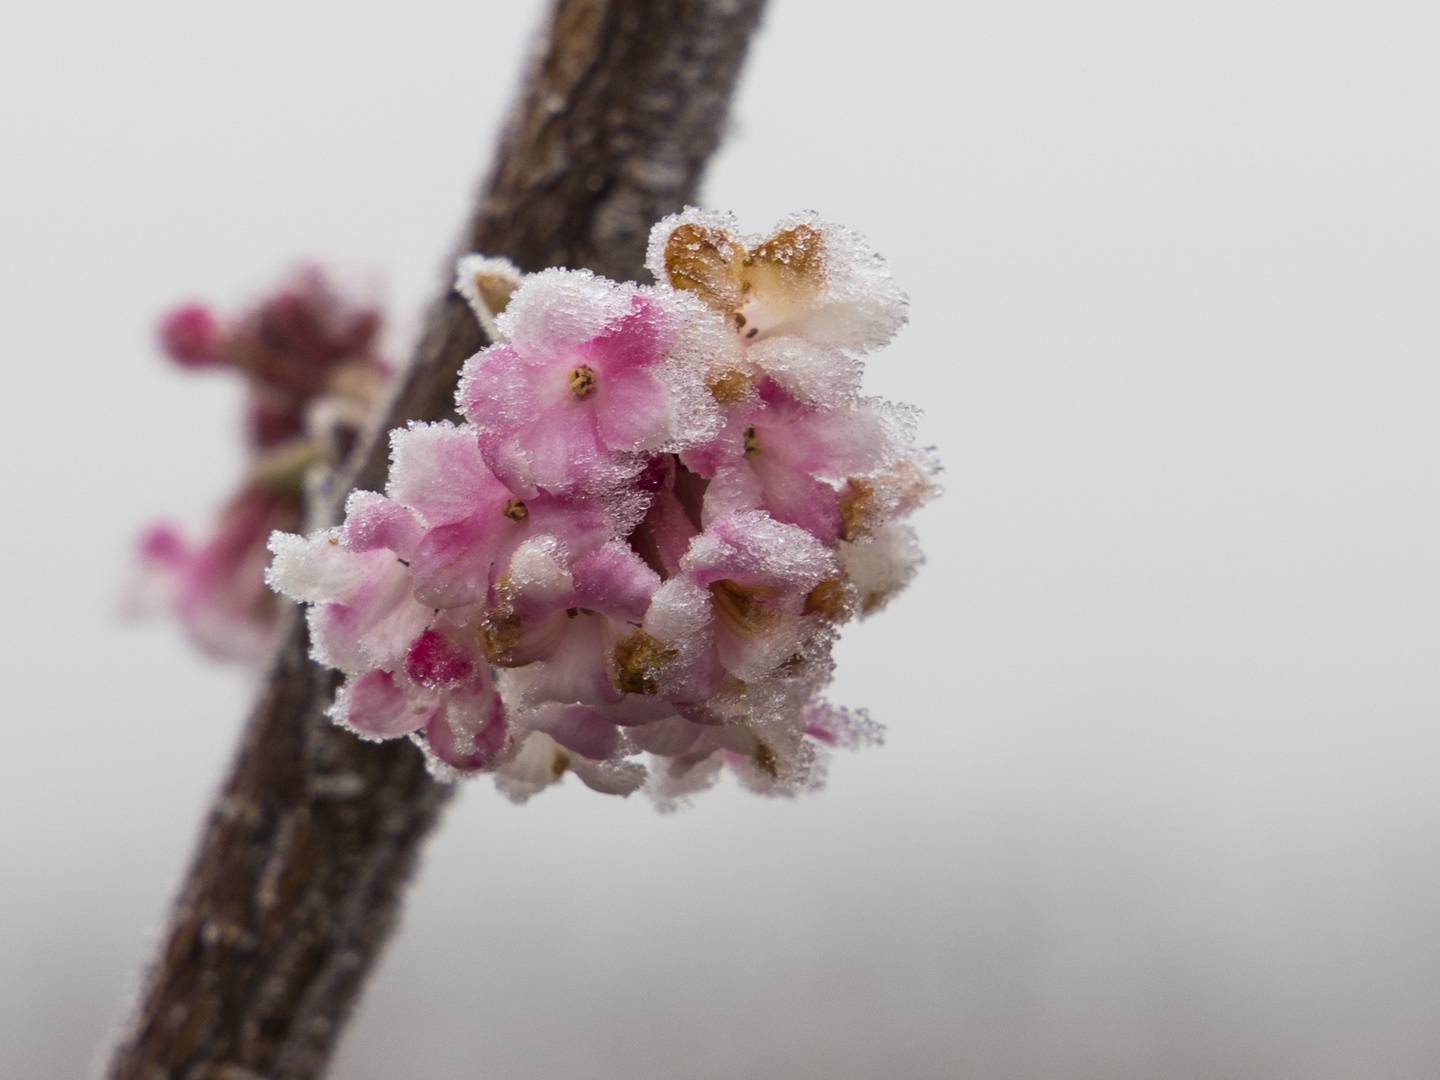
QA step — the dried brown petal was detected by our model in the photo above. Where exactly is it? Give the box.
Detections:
[664,222,745,312]
[708,578,784,639]
[741,224,825,305]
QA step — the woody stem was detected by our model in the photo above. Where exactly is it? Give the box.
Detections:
[103,3,765,1078]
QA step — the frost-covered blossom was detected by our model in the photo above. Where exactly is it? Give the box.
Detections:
[268,213,937,806]
[128,269,393,663]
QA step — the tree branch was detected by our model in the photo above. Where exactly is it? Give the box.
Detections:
[104,3,765,1077]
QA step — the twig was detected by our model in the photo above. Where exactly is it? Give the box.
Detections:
[104,3,765,1077]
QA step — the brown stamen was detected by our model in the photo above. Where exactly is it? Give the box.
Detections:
[804,576,850,622]
[613,630,680,695]
[501,498,529,523]
[752,742,780,779]
[706,368,753,404]
[837,478,875,541]
[743,426,761,457]
[551,747,571,779]
[479,609,525,665]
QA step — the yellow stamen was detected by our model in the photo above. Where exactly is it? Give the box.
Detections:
[568,365,597,399]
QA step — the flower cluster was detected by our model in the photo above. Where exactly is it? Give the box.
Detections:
[128,269,392,663]
[267,212,936,806]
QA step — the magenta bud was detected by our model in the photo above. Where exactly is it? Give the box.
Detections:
[159,305,222,368]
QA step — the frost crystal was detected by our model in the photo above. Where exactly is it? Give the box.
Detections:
[268,213,938,804]
[128,269,393,663]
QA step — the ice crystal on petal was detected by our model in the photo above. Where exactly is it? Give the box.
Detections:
[266,214,936,802]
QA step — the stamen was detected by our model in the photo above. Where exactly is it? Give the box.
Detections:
[707,369,753,404]
[501,498,529,523]
[743,426,761,457]
[752,742,780,779]
[804,576,849,621]
[479,609,525,665]
[613,630,681,695]
[568,365,597,398]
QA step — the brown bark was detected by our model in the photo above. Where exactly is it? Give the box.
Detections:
[104,3,765,1078]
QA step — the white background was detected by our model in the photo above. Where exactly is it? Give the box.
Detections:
[4,1,1440,1077]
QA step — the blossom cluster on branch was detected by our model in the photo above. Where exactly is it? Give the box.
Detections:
[267,211,937,806]
[127,269,392,662]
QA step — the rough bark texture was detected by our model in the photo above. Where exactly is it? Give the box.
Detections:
[105,3,765,1078]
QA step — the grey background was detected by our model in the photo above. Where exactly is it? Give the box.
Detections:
[4,1,1440,1077]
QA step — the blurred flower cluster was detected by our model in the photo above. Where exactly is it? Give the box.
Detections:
[127,269,392,663]
[267,211,938,806]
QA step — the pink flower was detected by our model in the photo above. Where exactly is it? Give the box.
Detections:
[681,379,906,545]
[266,215,936,804]
[131,268,395,665]
[159,305,223,368]
[266,527,511,776]
[128,485,297,664]
[385,421,614,609]
[456,269,722,497]
[334,666,508,777]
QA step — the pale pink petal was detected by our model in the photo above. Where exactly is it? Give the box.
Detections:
[409,510,515,609]
[628,714,703,756]
[513,614,623,706]
[456,344,558,445]
[577,294,665,376]
[332,670,426,739]
[757,393,896,480]
[625,485,701,581]
[570,541,661,622]
[388,421,508,526]
[681,511,836,593]
[422,678,507,774]
[267,529,391,606]
[489,397,618,496]
[699,463,766,526]
[747,458,842,543]
[569,757,646,796]
[306,557,430,673]
[492,267,634,352]
[593,364,674,451]
[341,491,424,558]
[528,703,622,761]
[524,495,614,565]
